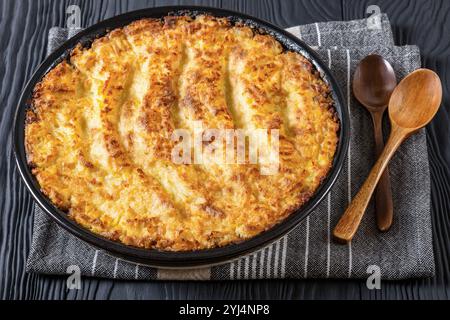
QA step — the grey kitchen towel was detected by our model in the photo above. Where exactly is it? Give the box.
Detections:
[26,14,435,280]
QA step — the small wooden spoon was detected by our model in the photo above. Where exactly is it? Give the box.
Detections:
[353,54,396,231]
[334,69,442,243]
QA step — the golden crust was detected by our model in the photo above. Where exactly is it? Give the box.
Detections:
[25,15,339,251]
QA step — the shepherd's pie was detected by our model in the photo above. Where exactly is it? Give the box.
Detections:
[25,15,339,251]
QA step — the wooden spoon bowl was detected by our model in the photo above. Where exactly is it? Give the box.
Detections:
[389,70,442,130]
[333,69,442,243]
[353,54,397,111]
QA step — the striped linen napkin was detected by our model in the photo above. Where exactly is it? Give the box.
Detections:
[26,14,434,280]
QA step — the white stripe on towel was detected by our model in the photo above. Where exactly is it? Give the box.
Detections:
[113,258,119,279]
[237,258,242,280]
[273,239,281,278]
[327,193,331,277]
[266,245,273,278]
[281,236,287,278]
[134,264,139,280]
[244,256,250,279]
[91,250,99,276]
[326,49,332,278]
[327,49,332,68]
[304,216,310,277]
[346,48,353,278]
[230,261,235,279]
[315,22,322,46]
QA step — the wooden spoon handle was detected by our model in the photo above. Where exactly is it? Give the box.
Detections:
[333,126,407,243]
[371,112,394,231]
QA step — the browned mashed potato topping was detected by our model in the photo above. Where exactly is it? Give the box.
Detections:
[25,15,339,251]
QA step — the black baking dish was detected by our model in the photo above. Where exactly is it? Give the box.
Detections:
[13,6,349,268]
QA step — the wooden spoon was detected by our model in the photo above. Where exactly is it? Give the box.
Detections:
[334,69,442,243]
[353,54,397,231]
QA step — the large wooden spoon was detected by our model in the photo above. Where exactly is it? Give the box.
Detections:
[353,54,397,231]
[334,69,442,243]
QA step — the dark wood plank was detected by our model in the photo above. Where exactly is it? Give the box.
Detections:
[1,0,449,300]
[342,0,450,300]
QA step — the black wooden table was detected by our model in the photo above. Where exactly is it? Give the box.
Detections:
[1,0,449,300]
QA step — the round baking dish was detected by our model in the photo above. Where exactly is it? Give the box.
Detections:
[13,6,349,268]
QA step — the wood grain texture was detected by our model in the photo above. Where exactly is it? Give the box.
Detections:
[335,68,443,242]
[0,0,449,299]
[352,54,396,232]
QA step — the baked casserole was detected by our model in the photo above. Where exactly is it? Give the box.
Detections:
[25,15,339,251]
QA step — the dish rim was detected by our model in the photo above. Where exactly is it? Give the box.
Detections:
[13,5,350,268]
